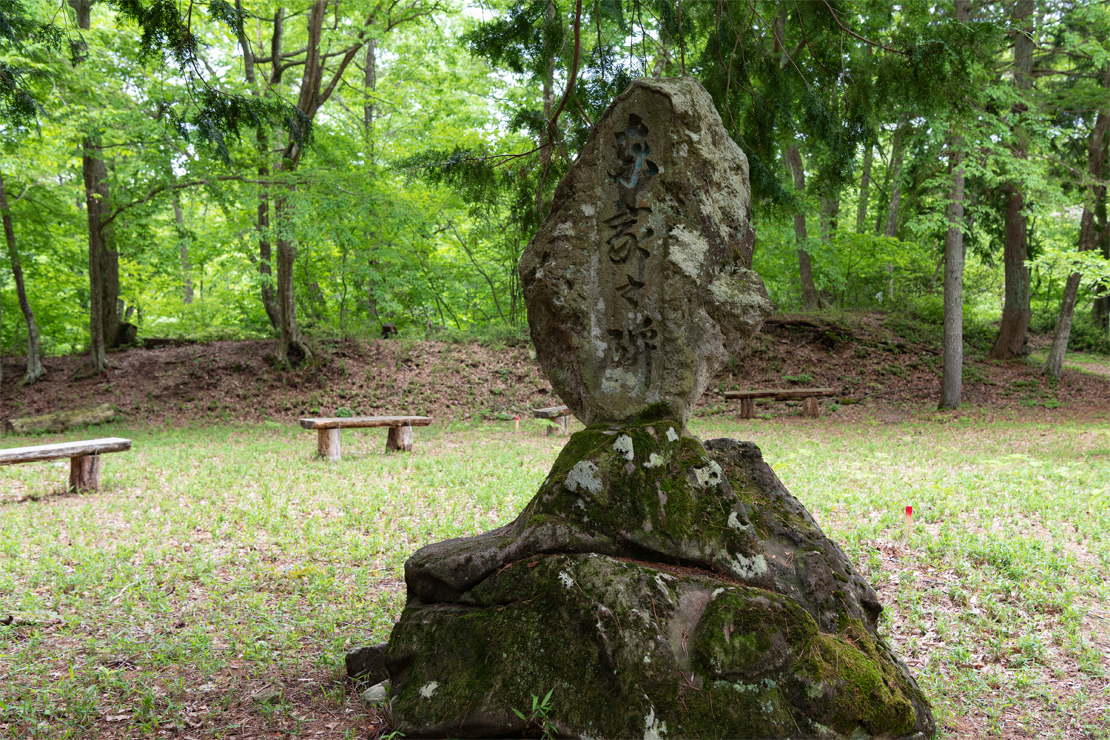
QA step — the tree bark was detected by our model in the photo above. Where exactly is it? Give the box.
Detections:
[989,0,1035,360]
[939,143,966,409]
[883,121,909,300]
[784,145,821,309]
[939,0,970,410]
[172,195,194,304]
[364,38,377,144]
[883,123,908,240]
[1044,67,1108,379]
[855,144,873,234]
[81,142,109,374]
[0,169,44,384]
[235,0,280,330]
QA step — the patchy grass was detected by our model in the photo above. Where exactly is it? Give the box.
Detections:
[1027,350,1110,379]
[1,410,1108,739]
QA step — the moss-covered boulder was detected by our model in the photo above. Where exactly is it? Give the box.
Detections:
[385,419,934,739]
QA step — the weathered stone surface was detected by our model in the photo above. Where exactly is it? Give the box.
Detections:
[387,420,935,738]
[346,642,388,682]
[519,77,773,427]
[360,681,390,710]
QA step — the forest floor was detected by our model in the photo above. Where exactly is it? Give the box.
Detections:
[0,312,1107,740]
[1,311,1107,427]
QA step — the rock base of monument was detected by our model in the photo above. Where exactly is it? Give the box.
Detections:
[384,420,934,739]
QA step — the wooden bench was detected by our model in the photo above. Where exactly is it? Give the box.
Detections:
[722,388,837,419]
[0,437,131,492]
[532,405,571,436]
[299,416,432,460]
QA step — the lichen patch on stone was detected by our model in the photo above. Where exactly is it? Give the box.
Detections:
[418,681,438,699]
[644,452,666,469]
[733,552,768,578]
[565,461,603,494]
[613,434,635,461]
[694,461,724,488]
[666,427,679,442]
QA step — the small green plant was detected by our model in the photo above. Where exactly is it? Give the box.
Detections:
[782,373,815,385]
[512,688,556,739]
[335,406,354,418]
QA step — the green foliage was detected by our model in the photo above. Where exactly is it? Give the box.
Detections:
[511,687,556,739]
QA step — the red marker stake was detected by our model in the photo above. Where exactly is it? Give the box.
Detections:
[514,416,520,432]
[904,505,914,534]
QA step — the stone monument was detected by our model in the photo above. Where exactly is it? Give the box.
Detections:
[381,77,935,739]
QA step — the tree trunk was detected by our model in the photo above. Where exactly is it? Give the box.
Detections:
[989,185,1033,359]
[172,195,194,304]
[81,142,108,374]
[364,38,377,145]
[71,0,112,372]
[235,0,280,331]
[0,169,44,384]
[939,0,970,410]
[989,0,1035,360]
[939,143,966,409]
[1044,68,1108,379]
[883,121,909,301]
[784,145,821,309]
[855,144,873,234]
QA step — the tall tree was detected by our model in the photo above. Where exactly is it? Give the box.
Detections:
[0,169,44,383]
[939,0,972,411]
[784,145,821,309]
[238,0,439,365]
[989,0,1036,359]
[1043,60,1109,378]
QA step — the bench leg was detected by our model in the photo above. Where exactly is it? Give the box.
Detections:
[69,454,101,492]
[560,415,569,435]
[802,397,821,418]
[318,428,341,461]
[738,398,755,420]
[387,425,414,452]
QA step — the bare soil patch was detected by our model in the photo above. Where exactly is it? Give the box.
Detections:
[2,313,1105,429]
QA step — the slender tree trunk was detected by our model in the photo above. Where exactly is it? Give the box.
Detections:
[940,143,966,409]
[855,144,873,234]
[883,124,907,240]
[939,0,970,410]
[1094,114,1110,331]
[71,0,114,371]
[363,38,377,145]
[989,0,1035,360]
[784,145,821,309]
[883,121,909,300]
[81,144,108,374]
[235,0,280,330]
[0,170,44,384]
[1044,68,1108,379]
[172,195,194,304]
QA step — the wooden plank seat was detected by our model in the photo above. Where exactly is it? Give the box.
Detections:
[722,388,837,419]
[0,437,131,491]
[532,405,571,436]
[299,416,432,460]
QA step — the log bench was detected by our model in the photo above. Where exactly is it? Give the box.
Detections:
[532,405,571,436]
[299,416,432,460]
[0,437,131,492]
[722,388,837,419]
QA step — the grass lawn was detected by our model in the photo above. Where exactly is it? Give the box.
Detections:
[1,409,1107,739]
